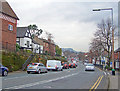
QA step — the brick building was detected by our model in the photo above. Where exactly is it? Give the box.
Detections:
[42,39,55,56]
[114,48,120,70]
[42,39,50,55]
[0,1,19,51]
[48,39,55,56]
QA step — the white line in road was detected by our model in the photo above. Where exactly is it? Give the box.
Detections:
[107,72,110,75]
[3,73,49,80]
[5,72,79,89]
[103,71,106,75]
[3,69,76,80]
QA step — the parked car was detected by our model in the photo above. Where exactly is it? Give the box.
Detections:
[73,60,78,67]
[62,62,69,69]
[46,60,63,71]
[85,64,95,71]
[69,63,76,68]
[27,63,48,74]
[0,64,8,76]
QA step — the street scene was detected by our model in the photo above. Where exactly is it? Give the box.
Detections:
[0,0,120,91]
[2,63,108,89]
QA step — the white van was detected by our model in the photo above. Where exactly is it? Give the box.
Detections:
[46,60,63,71]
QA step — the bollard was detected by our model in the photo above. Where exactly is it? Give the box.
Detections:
[112,69,115,75]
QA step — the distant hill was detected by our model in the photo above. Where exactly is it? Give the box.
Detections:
[62,48,78,53]
[62,48,85,54]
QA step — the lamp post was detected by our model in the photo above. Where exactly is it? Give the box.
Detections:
[93,8,115,75]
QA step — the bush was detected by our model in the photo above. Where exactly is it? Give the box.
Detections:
[105,65,112,70]
[2,51,29,72]
[16,44,20,52]
[2,50,67,72]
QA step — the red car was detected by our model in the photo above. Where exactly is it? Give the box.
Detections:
[62,62,69,69]
[69,63,76,68]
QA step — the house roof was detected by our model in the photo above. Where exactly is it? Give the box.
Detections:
[41,38,50,43]
[115,48,120,53]
[33,36,44,45]
[17,27,28,37]
[0,1,19,20]
[32,40,40,45]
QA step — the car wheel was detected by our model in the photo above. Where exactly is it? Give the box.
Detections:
[3,70,8,76]
[38,69,41,74]
[27,71,30,74]
[61,69,63,71]
[45,69,48,73]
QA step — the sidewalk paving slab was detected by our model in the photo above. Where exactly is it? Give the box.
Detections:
[108,71,119,91]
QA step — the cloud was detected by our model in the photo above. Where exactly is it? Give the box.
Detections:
[6,0,118,52]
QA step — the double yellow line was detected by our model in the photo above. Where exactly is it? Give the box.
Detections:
[89,75,103,91]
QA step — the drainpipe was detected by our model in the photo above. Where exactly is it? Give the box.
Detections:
[118,52,120,70]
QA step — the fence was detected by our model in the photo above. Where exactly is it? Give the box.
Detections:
[94,64,103,70]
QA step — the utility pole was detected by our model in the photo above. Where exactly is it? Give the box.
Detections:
[93,8,115,75]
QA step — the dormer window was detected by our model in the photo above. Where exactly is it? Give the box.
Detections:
[8,24,13,31]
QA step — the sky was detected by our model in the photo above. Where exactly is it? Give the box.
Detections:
[6,0,119,52]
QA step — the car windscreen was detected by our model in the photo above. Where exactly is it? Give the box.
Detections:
[29,63,38,66]
[62,63,68,65]
[87,64,94,66]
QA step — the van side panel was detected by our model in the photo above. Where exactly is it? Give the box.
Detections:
[47,60,62,70]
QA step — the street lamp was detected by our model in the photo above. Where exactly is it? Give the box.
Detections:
[93,8,115,75]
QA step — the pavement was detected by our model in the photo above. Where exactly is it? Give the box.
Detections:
[108,71,119,91]
[94,66,120,91]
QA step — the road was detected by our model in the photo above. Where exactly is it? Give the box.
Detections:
[2,62,108,90]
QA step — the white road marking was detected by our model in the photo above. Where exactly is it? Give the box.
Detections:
[107,72,110,75]
[5,72,79,89]
[103,71,106,75]
[43,86,52,88]
[3,69,75,80]
[4,73,50,80]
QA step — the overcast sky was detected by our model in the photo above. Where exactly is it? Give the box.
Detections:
[6,0,119,52]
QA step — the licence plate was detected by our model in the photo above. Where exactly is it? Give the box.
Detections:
[29,67,33,69]
[48,66,51,67]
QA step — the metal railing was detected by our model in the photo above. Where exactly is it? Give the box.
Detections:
[22,54,35,71]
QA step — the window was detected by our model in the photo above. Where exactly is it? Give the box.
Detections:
[8,24,13,31]
[46,44,48,47]
[38,64,44,66]
[27,41,29,47]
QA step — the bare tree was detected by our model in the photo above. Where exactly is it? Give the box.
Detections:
[45,31,54,40]
[90,19,115,66]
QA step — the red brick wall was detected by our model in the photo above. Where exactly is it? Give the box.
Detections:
[2,18,17,51]
[43,42,49,54]
[49,43,55,56]
[114,52,120,61]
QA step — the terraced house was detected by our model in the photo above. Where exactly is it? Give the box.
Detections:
[0,1,19,51]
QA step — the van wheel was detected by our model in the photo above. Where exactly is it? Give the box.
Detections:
[27,71,30,74]
[45,71,48,73]
[47,69,50,71]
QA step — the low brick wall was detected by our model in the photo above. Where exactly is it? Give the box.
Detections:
[94,64,103,70]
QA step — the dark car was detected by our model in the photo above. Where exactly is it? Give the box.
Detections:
[62,62,69,69]
[69,63,76,68]
[0,64,9,76]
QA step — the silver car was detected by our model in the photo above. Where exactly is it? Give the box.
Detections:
[85,64,95,71]
[27,63,48,74]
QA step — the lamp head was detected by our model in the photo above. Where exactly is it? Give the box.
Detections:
[93,9,101,11]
